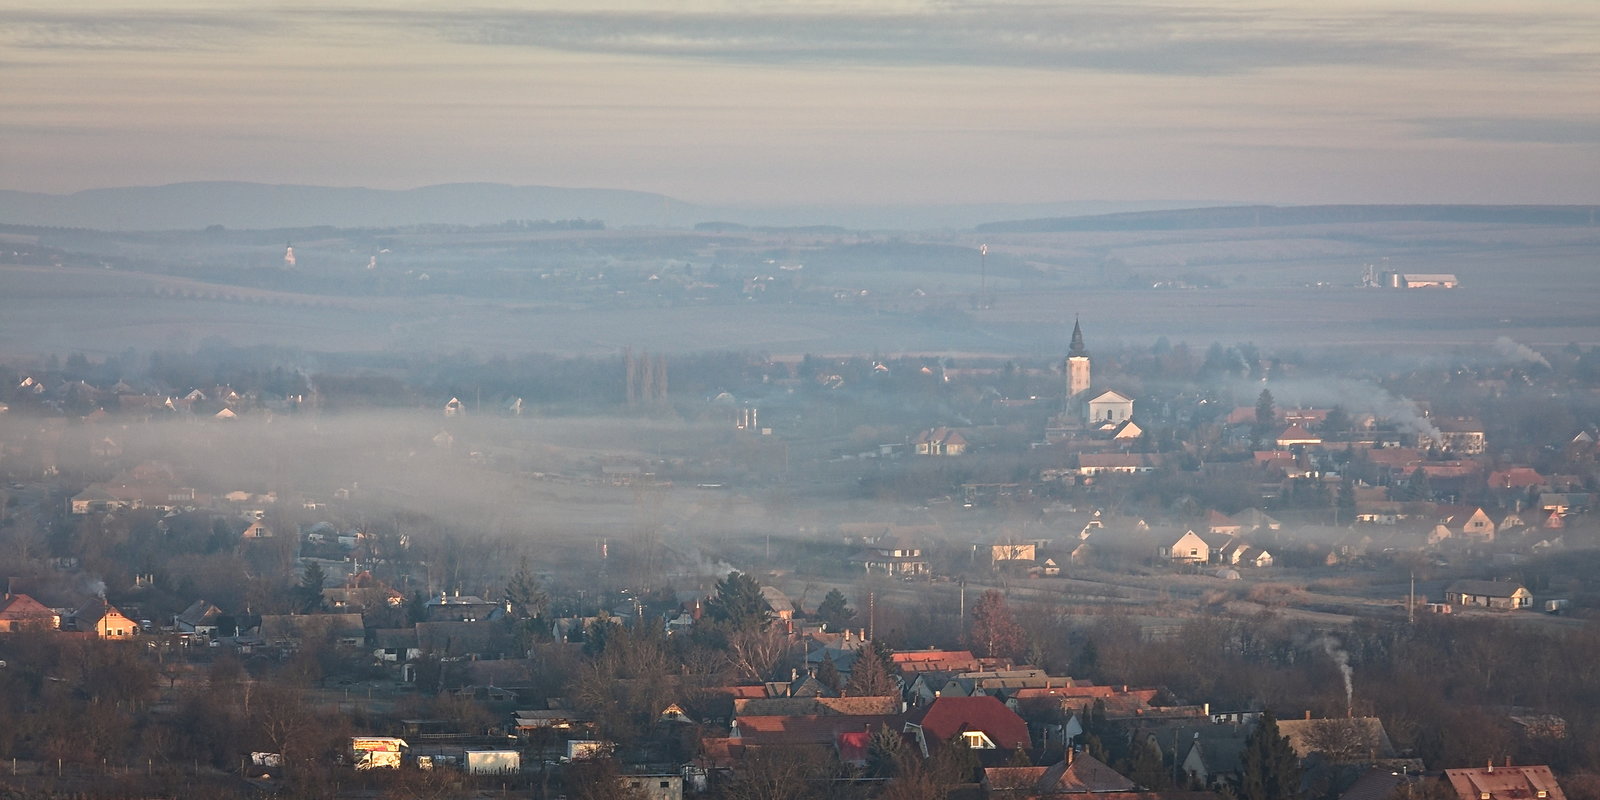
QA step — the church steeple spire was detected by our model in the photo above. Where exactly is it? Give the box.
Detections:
[1066,317,1091,400]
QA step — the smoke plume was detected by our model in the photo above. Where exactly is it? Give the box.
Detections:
[1490,336,1550,368]
[1318,635,1353,715]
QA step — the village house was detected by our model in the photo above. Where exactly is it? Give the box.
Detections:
[1164,530,1212,565]
[976,535,1040,569]
[1077,453,1162,476]
[983,750,1137,796]
[1206,511,1243,536]
[913,427,969,456]
[1276,716,1397,762]
[758,586,794,621]
[1169,723,1251,788]
[1445,580,1532,610]
[1276,425,1322,448]
[175,600,224,636]
[1433,417,1487,455]
[371,628,422,667]
[424,592,502,623]
[903,695,1030,757]
[259,613,367,649]
[1443,763,1566,800]
[0,592,59,632]
[851,531,930,576]
[70,599,139,639]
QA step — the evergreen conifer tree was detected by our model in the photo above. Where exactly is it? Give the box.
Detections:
[1241,711,1302,800]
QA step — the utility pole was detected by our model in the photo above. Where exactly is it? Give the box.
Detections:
[1408,570,1416,624]
[958,578,967,648]
[979,244,989,309]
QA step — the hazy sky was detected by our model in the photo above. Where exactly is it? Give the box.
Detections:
[3,1,1598,206]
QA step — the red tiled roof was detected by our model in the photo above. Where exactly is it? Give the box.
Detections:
[1488,468,1544,490]
[892,649,977,665]
[734,714,902,747]
[1277,425,1319,442]
[1365,448,1423,467]
[1444,765,1565,800]
[836,731,871,765]
[908,696,1029,750]
[0,593,54,622]
[1040,752,1138,792]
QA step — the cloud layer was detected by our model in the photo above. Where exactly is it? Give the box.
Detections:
[2,2,1596,205]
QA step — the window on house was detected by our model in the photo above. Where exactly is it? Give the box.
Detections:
[660,781,671,788]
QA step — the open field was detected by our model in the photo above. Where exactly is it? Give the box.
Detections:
[1,217,1596,359]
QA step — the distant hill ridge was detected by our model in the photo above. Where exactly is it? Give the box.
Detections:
[3,183,1591,233]
[975,204,1600,233]
[0,181,697,232]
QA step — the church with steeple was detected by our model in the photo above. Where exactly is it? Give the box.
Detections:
[1049,319,1138,440]
[1065,318,1091,401]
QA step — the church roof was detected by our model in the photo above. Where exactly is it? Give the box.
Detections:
[1068,318,1089,358]
[1089,390,1132,404]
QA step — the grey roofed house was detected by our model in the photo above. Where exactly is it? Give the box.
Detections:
[258,613,366,648]
[759,586,794,619]
[371,628,421,662]
[1276,717,1397,762]
[1339,766,1425,800]
[423,592,502,622]
[513,708,593,731]
[786,673,834,698]
[1235,508,1282,531]
[1042,750,1139,792]
[805,646,862,674]
[983,750,1139,795]
[1445,580,1533,610]
[450,658,533,690]
[416,620,502,659]
[175,600,223,634]
[734,696,900,718]
[1136,722,1250,787]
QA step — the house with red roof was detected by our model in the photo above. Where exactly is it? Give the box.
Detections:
[0,592,59,633]
[1276,425,1322,447]
[891,649,982,671]
[1443,763,1565,800]
[1487,467,1544,491]
[1206,511,1242,536]
[904,695,1030,757]
[983,750,1136,795]
[913,427,969,456]
[732,714,903,748]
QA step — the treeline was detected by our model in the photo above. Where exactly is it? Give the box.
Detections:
[1015,608,1600,781]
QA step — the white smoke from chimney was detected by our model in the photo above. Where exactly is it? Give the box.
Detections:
[1233,377,1441,442]
[1490,337,1549,368]
[1318,635,1353,715]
